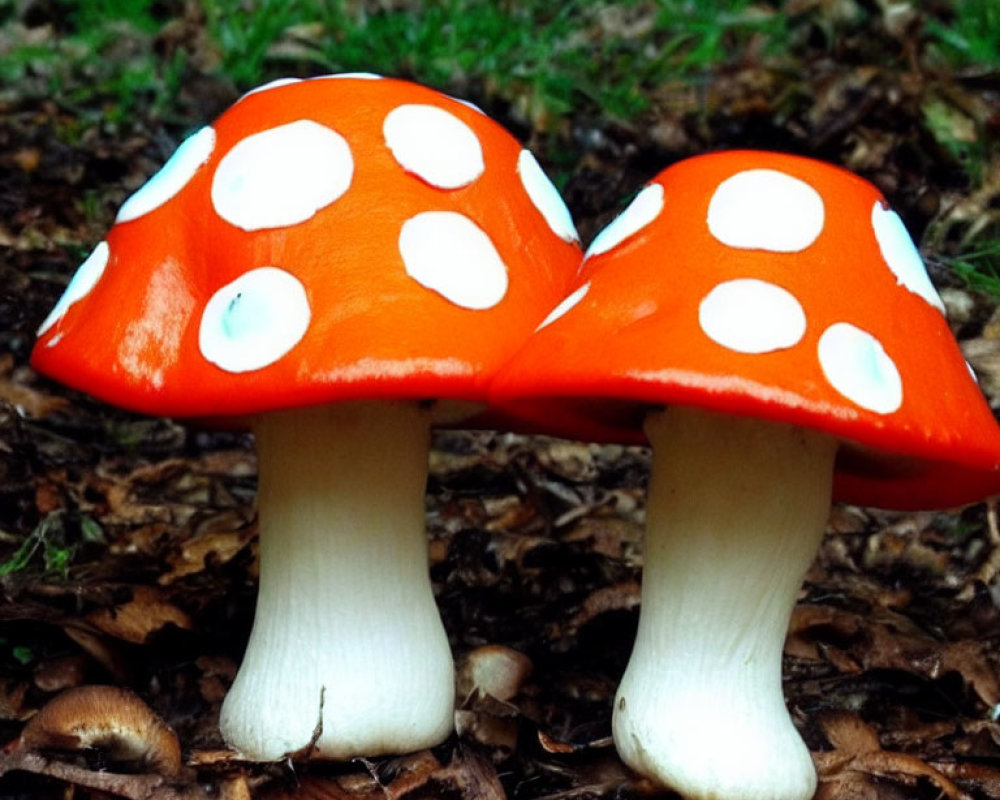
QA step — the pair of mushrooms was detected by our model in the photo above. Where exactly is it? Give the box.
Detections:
[30,75,1000,800]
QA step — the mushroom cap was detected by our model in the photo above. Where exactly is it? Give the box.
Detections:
[31,75,581,418]
[491,150,1000,510]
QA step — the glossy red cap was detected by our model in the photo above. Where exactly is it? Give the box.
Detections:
[31,75,582,418]
[491,150,1000,510]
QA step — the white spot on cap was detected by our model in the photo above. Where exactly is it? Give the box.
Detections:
[211,120,353,231]
[585,183,664,259]
[116,127,215,223]
[818,322,902,414]
[38,241,110,337]
[383,104,484,189]
[399,211,507,309]
[699,279,806,354]
[239,77,302,100]
[871,202,945,312]
[316,72,383,81]
[199,266,311,373]
[537,282,590,330]
[707,169,825,252]
[518,150,579,243]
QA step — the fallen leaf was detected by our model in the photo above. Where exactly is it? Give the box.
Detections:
[554,581,641,640]
[0,681,30,721]
[815,711,968,800]
[787,604,1000,706]
[86,585,192,643]
[159,514,256,585]
[0,357,68,418]
[0,748,204,800]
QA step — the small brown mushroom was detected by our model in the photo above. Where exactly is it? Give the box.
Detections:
[20,685,181,776]
[457,644,533,705]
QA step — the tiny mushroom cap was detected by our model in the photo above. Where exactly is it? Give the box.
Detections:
[490,150,1000,800]
[19,685,182,776]
[30,75,582,763]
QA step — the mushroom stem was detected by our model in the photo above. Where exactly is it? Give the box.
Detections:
[613,406,836,800]
[219,402,454,761]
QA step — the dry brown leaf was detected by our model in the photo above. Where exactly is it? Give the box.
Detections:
[218,775,253,800]
[86,585,192,644]
[455,709,520,755]
[259,750,447,800]
[0,749,204,800]
[821,710,882,754]
[537,440,598,482]
[186,749,241,767]
[538,729,578,754]
[485,496,546,533]
[0,680,30,721]
[100,475,175,526]
[0,355,68,418]
[195,655,237,704]
[159,514,256,585]
[116,522,176,556]
[931,761,1000,795]
[560,516,642,560]
[190,448,256,478]
[816,711,969,800]
[936,639,1000,708]
[62,624,130,681]
[432,746,506,800]
[261,775,362,800]
[787,604,1000,707]
[555,581,641,639]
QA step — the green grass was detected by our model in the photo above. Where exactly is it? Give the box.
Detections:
[4,0,994,127]
[0,0,185,126]
[0,512,104,579]
[0,515,73,579]
[4,0,997,123]
[926,0,1000,71]
[2,0,791,128]
[200,0,791,124]
[4,0,998,293]
[921,96,990,184]
[943,242,1000,298]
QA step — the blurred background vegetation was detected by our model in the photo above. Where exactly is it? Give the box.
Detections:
[1,0,998,290]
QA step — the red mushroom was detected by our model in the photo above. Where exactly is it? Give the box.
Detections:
[491,150,1000,799]
[31,74,581,761]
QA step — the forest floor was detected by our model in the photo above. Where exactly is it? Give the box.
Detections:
[2,1,1000,798]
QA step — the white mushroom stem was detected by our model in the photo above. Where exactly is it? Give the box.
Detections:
[219,402,454,761]
[613,406,837,800]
